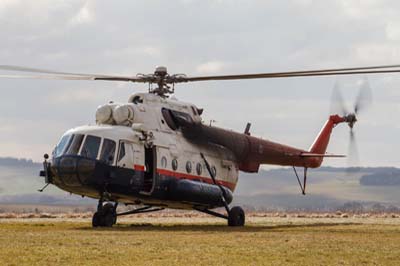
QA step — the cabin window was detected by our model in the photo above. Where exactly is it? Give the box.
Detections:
[172,159,178,171]
[64,134,84,155]
[186,161,192,174]
[196,163,202,176]
[161,156,167,168]
[54,134,72,157]
[100,138,116,165]
[81,135,101,160]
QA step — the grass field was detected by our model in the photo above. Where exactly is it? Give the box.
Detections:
[0,216,399,266]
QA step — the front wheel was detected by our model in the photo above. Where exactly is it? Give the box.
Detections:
[228,206,245,227]
[92,212,101,227]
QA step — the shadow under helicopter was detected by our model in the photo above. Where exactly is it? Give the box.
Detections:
[75,222,361,233]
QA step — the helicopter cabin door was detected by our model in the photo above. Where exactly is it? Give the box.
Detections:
[142,146,156,194]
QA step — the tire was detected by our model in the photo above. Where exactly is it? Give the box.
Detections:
[102,202,116,227]
[103,212,115,227]
[102,202,114,214]
[92,202,117,228]
[228,206,245,226]
[92,212,101,227]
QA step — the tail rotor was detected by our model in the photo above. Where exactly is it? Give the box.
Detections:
[331,79,372,168]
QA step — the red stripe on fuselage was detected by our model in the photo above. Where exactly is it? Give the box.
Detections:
[134,164,145,171]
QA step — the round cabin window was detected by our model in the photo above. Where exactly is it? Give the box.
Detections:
[186,161,192,173]
[172,159,178,171]
[211,166,217,177]
[196,163,202,176]
[161,156,167,168]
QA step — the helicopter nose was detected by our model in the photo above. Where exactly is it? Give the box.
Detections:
[53,156,96,186]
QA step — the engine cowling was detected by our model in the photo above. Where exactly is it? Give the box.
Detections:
[95,103,134,126]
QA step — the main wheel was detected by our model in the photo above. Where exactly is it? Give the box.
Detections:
[103,212,115,227]
[92,212,102,227]
[228,206,245,226]
[92,202,117,228]
[102,202,117,227]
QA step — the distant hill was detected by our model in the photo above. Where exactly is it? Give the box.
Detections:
[360,170,400,186]
[0,157,400,211]
[0,157,41,168]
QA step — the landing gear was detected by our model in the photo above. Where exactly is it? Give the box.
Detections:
[200,153,246,227]
[92,201,117,227]
[228,206,245,226]
[196,205,246,227]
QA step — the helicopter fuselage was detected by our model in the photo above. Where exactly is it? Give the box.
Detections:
[47,93,238,209]
[44,92,347,210]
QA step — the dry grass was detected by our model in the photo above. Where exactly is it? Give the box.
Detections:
[0,216,399,266]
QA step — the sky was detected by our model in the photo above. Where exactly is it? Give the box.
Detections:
[0,0,399,167]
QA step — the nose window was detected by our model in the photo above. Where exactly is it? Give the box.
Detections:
[100,138,116,165]
[65,134,84,155]
[54,134,72,157]
[81,135,101,159]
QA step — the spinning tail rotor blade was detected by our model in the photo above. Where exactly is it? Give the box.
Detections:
[354,79,373,114]
[347,129,360,170]
[330,82,348,116]
[330,79,372,170]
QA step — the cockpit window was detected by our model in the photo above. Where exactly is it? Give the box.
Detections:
[65,134,84,155]
[117,142,126,162]
[54,135,72,158]
[100,138,116,165]
[81,135,101,160]
[132,96,143,104]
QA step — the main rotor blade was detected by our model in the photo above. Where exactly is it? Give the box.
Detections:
[184,65,400,82]
[0,74,95,80]
[0,65,144,82]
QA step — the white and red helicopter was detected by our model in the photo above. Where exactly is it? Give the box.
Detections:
[0,64,396,227]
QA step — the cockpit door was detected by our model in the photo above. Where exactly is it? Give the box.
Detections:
[116,140,134,169]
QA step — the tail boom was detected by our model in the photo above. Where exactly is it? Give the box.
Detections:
[178,114,346,172]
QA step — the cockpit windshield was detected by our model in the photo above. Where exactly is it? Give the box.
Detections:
[54,134,72,157]
[65,134,85,155]
[81,135,101,160]
[53,134,116,162]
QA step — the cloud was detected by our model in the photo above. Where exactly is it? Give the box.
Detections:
[196,61,227,74]
[386,21,400,41]
[69,1,95,26]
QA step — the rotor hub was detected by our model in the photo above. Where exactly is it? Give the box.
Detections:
[344,113,357,129]
[154,66,168,77]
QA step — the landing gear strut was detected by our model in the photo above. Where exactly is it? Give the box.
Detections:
[92,200,118,227]
[200,153,245,227]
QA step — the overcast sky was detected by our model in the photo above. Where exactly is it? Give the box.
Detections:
[0,0,399,167]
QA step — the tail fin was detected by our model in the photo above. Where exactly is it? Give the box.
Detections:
[308,115,346,161]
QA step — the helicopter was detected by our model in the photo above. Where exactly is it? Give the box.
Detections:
[0,64,399,227]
